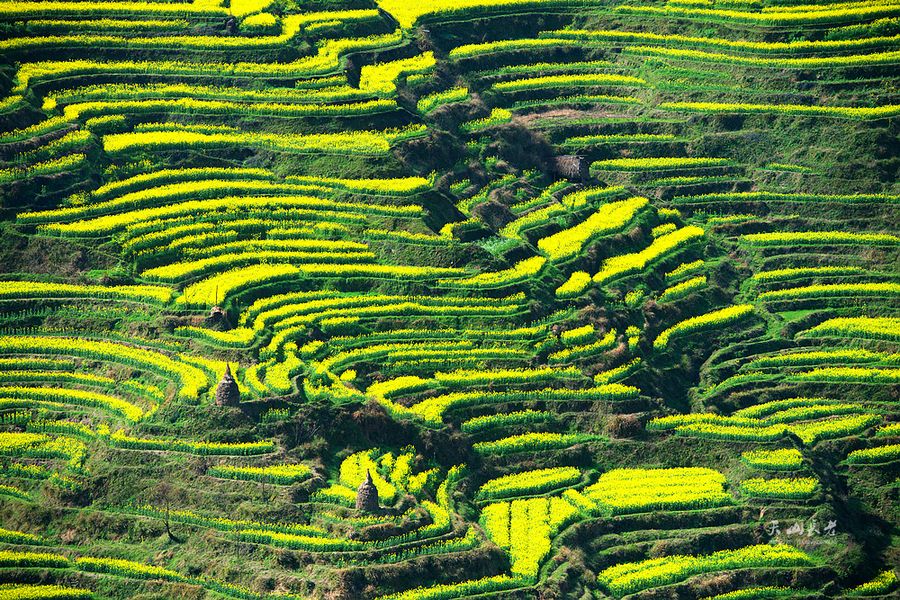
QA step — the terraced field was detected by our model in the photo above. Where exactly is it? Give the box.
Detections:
[0,0,897,598]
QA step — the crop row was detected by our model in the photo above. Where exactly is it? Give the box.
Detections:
[846,443,900,465]
[13,31,406,93]
[142,250,377,282]
[311,341,525,382]
[593,157,733,171]
[501,185,624,240]
[379,0,605,29]
[598,544,813,597]
[60,98,397,122]
[0,154,87,185]
[742,231,899,247]
[0,386,147,422]
[0,357,72,371]
[563,133,676,147]
[0,483,29,499]
[251,291,519,331]
[78,167,428,204]
[450,36,579,59]
[282,174,433,197]
[747,348,899,369]
[0,115,70,144]
[38,194,423,237]
[615,3,900,26]
[626,44,900,70]
[584,467,731,514]
[102,124,426,156]
[473,432,598,456]
[653,414,881,444]
[675,191,899,205]
[556,271,592,299]
[76,554,267,600]
[0,371,163,406]
[267,308,520,357]
[375,575,525,600]
[661,101,900,120]
[460,409,553,433]
[85,166,271,201]
[752,266,870,283]
[739,477,818,499]
[360,53,436,95]
[659,275,707,302]
[207,463,311,485]
[740,448,804,471]
[108,219,364,257]
[129,504,329,539]
[17,130,93,164]
[653,304,755,349]
[492,73,646,94]
[0,584,93,599]
[179,263,464,308]
[549,330,618,363]
[175,326,255,348]
[417,87,468,114]
[481,495,579,578]
[707,367,898,394]
[460,108,512,133]
[592,225,705,286]
[537,197,648,261]
[800,316,900,342]
[542,28,900,54]
[439,256,545,289]
[109,430,275,456]
[327,325,544,350]
[704,587,796,600]
[0,0,229,17]
[2,11,379,52]
[477,466,581,500]
[654,399,866,426]
[877,423,900,437]
[560,324,595,345]
[0,526,45,545]
[847,570,899,596]
[789,366,900,384]
[81,15,205,35]
[0,335,207,399]
[380,383,636,425]
[183,238,370,261]
[0,431,87,470]
[0,281,172,304]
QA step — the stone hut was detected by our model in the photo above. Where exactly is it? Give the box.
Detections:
[215,364,241,407]
[552,155,589,181]
[356,470,380,512]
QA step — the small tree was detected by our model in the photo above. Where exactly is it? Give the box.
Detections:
[153,481,183,543]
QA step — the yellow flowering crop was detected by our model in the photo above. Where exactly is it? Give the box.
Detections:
[594,225,704,285]
[538,197,648,261]
[584,467,731,514]
[739,476,819,499]
[653,304,755,349]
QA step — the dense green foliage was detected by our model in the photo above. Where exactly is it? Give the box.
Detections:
[0,0,896,598]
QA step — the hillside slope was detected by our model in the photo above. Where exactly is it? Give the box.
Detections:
[0,0,897,598]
